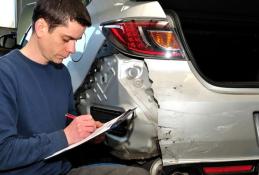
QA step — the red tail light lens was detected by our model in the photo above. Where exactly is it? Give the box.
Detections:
[101,19,185,60]
[203,165,254,174]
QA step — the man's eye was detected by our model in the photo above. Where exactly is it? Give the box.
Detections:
[63,39,69,42]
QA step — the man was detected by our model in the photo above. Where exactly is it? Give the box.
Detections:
[0,0,149,174]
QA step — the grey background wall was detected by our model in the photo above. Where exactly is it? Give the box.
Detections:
[0,0,35,36]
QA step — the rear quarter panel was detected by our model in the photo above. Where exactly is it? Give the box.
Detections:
[145,59,259,166]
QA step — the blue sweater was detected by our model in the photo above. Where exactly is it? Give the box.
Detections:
[0,50,74,174]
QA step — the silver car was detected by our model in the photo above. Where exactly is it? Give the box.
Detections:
[15,0,259,174]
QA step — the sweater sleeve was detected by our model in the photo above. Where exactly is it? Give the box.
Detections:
[67,69,76,114]
[0,65,68,170]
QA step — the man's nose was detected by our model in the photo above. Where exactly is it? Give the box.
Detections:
[66,40,76,54]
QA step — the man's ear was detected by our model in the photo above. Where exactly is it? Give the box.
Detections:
[34,18,49,37]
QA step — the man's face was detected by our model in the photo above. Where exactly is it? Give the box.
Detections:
[39,20,86,64]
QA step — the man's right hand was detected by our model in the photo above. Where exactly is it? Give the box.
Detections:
[63,114,96,145]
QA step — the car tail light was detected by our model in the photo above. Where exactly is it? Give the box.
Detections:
[101,19,185,60]
[203,165,254,174]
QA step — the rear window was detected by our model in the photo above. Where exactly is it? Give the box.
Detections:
[136,0,259,86]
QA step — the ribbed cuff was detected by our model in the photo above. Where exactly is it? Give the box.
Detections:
[46,130,68,155]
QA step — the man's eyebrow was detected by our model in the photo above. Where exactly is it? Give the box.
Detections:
[63,35,82,40]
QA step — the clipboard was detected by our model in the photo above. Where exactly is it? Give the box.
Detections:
[45,107,136,159]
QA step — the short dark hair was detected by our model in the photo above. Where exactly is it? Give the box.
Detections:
[32,0,91,32]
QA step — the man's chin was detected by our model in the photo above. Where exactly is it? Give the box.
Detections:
[53,58,64,64]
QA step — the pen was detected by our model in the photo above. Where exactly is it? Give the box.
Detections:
[65,113,77,120]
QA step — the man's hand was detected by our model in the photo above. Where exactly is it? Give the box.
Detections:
[64,114,96,145]
[95,121,103,128]
[93,121,106,144]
